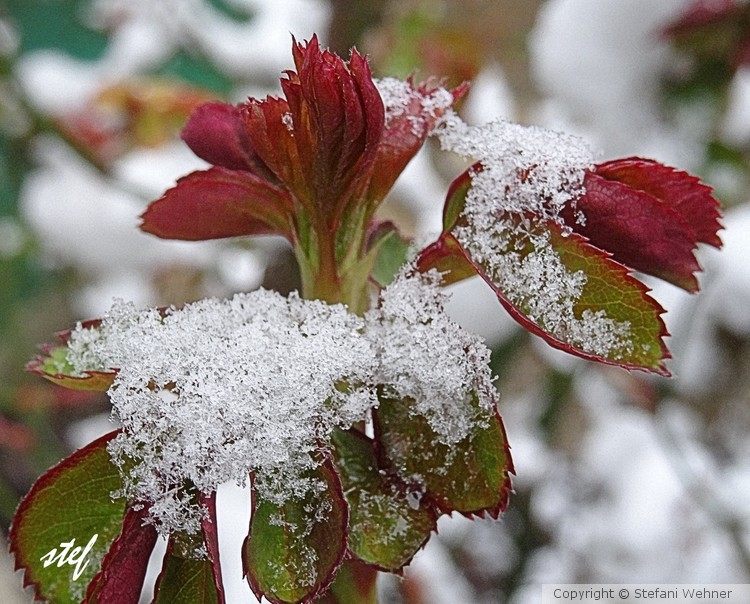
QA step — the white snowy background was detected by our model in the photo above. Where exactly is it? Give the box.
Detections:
[3,0,750,602]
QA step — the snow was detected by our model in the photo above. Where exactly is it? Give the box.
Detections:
[11,0,750,597]
[529,0,696,162]
[65,271,498,534]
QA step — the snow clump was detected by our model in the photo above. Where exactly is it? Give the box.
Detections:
[65,271,497,535]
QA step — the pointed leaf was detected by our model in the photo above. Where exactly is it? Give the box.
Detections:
[27,320,116,392]
[374,396,513,518]
[199,492,226,603]
[9,431,128,603]
[84,505,159,604]
[140,167,293,241]
[562,158,723,292]
[594,158,722,247]
[152,534,223,604]
[330,428,435,571]
[424,164,672,374]
[243,458,348,604]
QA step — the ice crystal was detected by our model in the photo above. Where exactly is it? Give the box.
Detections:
[66,275,497,534]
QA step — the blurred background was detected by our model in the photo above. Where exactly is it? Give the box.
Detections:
[1,0,750,602]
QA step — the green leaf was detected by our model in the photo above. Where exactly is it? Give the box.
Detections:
[374,396,513,517]
[243,458,348,604]
[368,222,411,288]
[315,559,378,604]
[9,430,128,603]
[331,428,435,571]
[152,534,223,604]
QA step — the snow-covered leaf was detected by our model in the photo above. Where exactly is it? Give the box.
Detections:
[331,428,435,571]
[418,165,672,374]
[374,395,512,517]
[27,320,115,392]
[243,458,348,604]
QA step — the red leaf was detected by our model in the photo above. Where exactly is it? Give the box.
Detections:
[245,36,384,223]
[200,492,226,604]
[84,505,159,604]
[366,80,467,204]
[181,102,277,181]
[140,167,293,241]
[563,158,722,292]
[594,158,722,247]
[567,173,700,291]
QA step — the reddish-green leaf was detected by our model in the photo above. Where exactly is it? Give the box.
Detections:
[315,559,378,604]
[415,234,479,285]
[27,346,115,392]
[243,458,348,604]
[330,428,435,571]
[152,533,223,604]
[27,320,116,392]
[418,164,673,374]
[84,505,158,604]
[414,163,483,285]
[140,167,293,241]
[471,218,670,375]
[9,431,128,603]
[374,396,513,518]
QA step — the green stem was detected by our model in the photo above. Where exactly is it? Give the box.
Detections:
[294,211,372,315]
